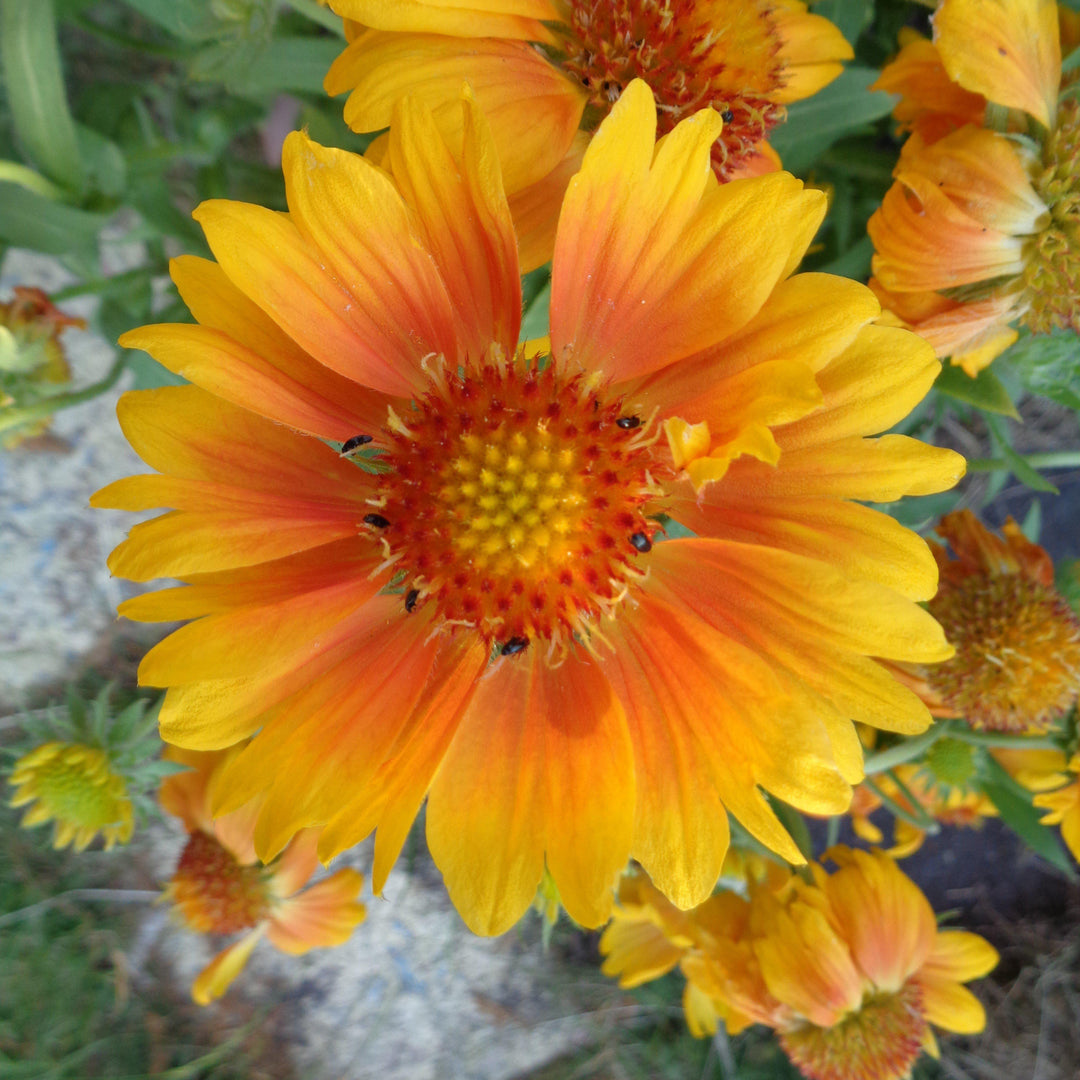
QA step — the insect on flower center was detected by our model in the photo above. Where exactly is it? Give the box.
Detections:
[927,572,1080,732]
[557,0,787,178]
[1024,97,1080,332]
[368,359,664,651]
[170,831,271,934]
[780,982,927,1080]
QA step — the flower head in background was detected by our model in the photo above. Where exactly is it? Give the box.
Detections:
[323,0,852,268]
[868,0,1080,375]
[96,81,962,936]
[906,511,1080,732]
[1032,755,1080,862]
[9,741,133,851]
[847,751,996,858]
[605,852,998,1080]
[0,286,84,446]
[160,746,366,1005]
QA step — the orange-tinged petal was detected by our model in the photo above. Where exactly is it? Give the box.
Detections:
[159,746,235,833]
[918,975,988,1034]
[160,255,395,438]
[600,918,685,988]
[508,132,587,273]
[191,928,264,1005]
[934,0,1060,128]
[119,324,384,443]
[823,848,937,991]
[267,868,366,954]
[551,81,826,382]
[326,0,558,41]
[327,30,583,193]
[922,930,1000,983]
[280,131,467,389]
[268,830,321,898]
[317,639,488,893]
[427,650,634,935]
[384,91,520,358]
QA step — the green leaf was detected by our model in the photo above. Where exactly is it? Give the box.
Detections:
[978,756,1077,878]
[768,797,815,862]
[1057,559,1080,616]
[934,362,1020,419]
[985,413,1060,494]
[768,66,896,174]
[74,124,126,198]
[221,36,345,96]
[811,0,873,45]
[0,0,84,191]
[117,0,220,39]
[818,235,873,280]
[1000,327,1080,410]
[0,182,103,256]
[520,279,551,343]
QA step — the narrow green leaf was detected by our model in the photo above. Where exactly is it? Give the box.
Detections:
[934,362,1020,418]
[768,66,896,174]
[768,797,815,862]
[223,36,345,96]
[74,124,126,198]
[0,181,103,255]
[0,0,84,191]
[978,756,1077,878]
[520,280,551,343]
[985,414,1060,493]
[117,0,220,39]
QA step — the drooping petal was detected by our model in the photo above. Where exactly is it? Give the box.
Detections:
[918,975,988,1034]
[934,0,1060,128]
[426,649,634,935]
[191,928,265,1005]
[267,868,367,954]
[921,930,1000,982]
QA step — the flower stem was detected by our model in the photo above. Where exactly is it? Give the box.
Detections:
[0,888,158,928]
[967,451,1080,472]
[864,724,946,776]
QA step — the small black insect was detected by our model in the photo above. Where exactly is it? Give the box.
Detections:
[629,532,652,553]
[501,636,530,656]
[363,513,390,528]
[340,434,373,454]
[721,110,734,123]
[616,415,641,430]
[405,588,420,613]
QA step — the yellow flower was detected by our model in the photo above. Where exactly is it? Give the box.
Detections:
[323,0,853,269]
[160,747,366,1005]
[8,741,134,851]
[1009,751,1080,863]
[868,0,1080,375]
[609,852,997,1080]
[94,82,962,936]
[904,511,1080,732]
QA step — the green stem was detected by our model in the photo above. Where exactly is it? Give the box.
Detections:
[0,159,65,199]
[887,768,940,831]
[287,0,346,35]
[863,776,939,834]
[68,12,185,57]
[0,355,126,434]
[864,724,946,776]
[947,728,1064,750]
[967,451,1080,472]
[49,265,161,303]
[0,887,158,928]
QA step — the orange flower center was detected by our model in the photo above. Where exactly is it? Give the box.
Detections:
[170,831,271,934]
[928,572,1080,732]
[556,0,786,178]
[780,982,927,1080]
[1023,98,1080,332]
[369,359,664,654]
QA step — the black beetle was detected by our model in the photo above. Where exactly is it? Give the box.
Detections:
[629,532,652,553]
[363,513,390,528]
[500,636,529,656]
[341,434,373,454]
[405,589,420,613]
[616,415,641,430]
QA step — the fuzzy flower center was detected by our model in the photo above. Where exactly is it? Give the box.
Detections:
[780,982,927,1080]
[556,0,786,178]
[928,572,1080,732]
[171,831,271,935]
[369,360,663,653]
[1023,97,1080,332]
[19,745,127,830]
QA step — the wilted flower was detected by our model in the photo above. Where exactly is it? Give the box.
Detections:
[868,0,1080,374]
[904,511,1080,732]
[0,286,84,445]
[160,746,366,1005]
[323,0,853,268]
[95,82,961,936]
